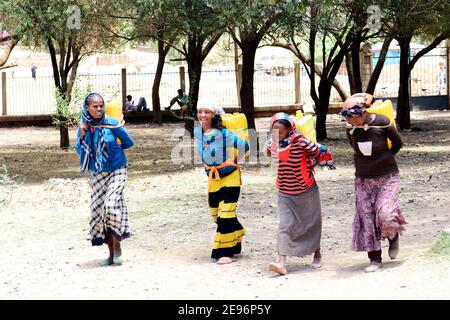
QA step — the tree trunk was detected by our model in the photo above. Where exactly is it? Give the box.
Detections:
[152,39,167,124]
[351,39,362,93]
[366,36,393,94]
[396,35,412,130]
[185,53,203,137]
[316,80,332,141]
[346,52,356,94]
[59,123,70,149]
[240,41,258,130]
[66,59,79,102]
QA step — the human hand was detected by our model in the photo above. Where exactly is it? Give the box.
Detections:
[264,141,272,157]
[80,123,88,140]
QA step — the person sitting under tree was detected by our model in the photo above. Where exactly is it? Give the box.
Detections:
[165,89,189,117]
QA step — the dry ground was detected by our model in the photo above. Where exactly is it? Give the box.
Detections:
[0,110,449,299]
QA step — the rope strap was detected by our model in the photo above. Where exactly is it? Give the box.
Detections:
[347,120,392,135]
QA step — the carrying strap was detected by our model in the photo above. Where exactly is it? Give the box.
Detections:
[81,115,125,129]
[89,115,125,129]
[347,120,392,135]
[203,159,241,191]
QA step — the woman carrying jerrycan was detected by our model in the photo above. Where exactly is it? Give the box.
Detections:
[265,112,335,275]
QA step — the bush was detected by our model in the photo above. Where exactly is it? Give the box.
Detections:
[0,164,19,207]
[431,231,450,256]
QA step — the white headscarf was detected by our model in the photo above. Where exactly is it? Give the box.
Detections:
[197,100,226,117]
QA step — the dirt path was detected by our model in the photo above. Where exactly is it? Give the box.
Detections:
[0,110,449,299]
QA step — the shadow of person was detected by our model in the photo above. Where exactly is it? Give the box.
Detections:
[76,260,110,269]
[332,258,405,279]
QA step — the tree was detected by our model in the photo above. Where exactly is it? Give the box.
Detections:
[340,0,392,95]
[104,0,180,124]
[1,0,124,148]
[163,0,226,135]
[275,0,376,140]
[224,0,293,130]
[0,31,20,68]
[1,10,24,69]
[384,0,450,130]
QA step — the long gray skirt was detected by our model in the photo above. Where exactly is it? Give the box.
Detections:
[277,184,322,256]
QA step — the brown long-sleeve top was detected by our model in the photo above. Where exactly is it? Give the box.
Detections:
[346,114,403,178]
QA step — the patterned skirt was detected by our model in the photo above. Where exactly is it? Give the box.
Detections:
[88,167,131,246]
[208,169,245,259]
[352,172,407,252]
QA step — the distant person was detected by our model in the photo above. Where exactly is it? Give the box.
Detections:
[124,95,137,112]
[31,63,37,80]
[136,96,149,112]
[124,95,148,112]
[165,89,189,115]
[438,63,446,95]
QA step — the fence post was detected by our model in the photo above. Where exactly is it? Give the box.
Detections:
[236,63,242,107]
[179,66,186,92]
[1,72,6,116]
[447,39,450,109]
[121,68,127,109]
[360,43,373,92]
[294,61,301,106]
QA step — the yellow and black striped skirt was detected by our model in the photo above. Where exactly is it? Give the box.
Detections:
[208,169,245,259]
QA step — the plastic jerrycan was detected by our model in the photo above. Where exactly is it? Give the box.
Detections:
[221,112,250,159]
[105,100,123,144]
[294,110,317,142]
[366,99,395,149]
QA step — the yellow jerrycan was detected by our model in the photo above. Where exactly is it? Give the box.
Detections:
[105,100,123,144]
[221,112,250,159]
[294,111,317,142]
[366,99,396,149]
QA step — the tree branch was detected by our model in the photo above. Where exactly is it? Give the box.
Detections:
[409,33,449,71]
[0,36,20,67]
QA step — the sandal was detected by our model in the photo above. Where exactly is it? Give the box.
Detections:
[98,258,113,267]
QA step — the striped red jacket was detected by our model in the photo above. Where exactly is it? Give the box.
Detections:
[270,134,324,195]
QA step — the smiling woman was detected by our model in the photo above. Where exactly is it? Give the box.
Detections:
[75,92,134,267]
[194,100,250,265]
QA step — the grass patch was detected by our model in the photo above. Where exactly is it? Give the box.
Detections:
[0,164,20,207]
[431,231,450,256]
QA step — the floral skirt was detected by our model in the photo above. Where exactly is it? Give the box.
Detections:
[352,172,407,252]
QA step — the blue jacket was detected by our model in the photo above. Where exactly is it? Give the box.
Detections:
[75,117,134,174]
[194,126,249,177]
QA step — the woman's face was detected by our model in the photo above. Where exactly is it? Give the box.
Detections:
[345,111,368,127]
[197,108,214,128]
[87,97,104,119]
[272,121,291,142]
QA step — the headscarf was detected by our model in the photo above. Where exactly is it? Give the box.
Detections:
[339,93,373,117]
[270,112,298,148]
[79,93,108,176]
[197,99,226,117]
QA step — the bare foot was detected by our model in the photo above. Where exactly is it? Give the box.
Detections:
[268,262,287,275]
[217,257,236,265]
[311,256,322,269]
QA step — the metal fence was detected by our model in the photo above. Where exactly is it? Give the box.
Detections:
[373,52,447,98]
[0,49,447,116]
